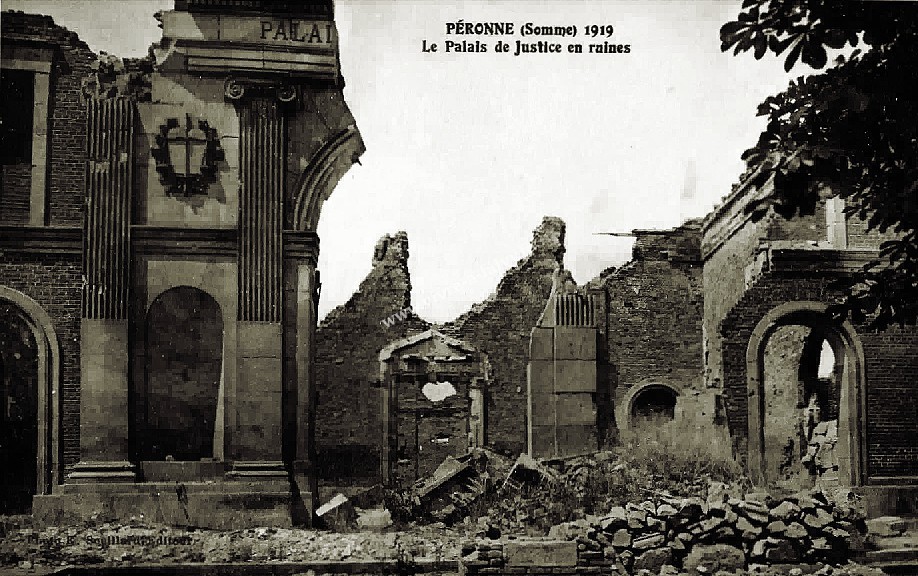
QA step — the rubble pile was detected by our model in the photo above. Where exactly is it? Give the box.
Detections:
[0,522,466,569]
[803,419,841,489]
[534,488,867,574]
[410,450,714,535]
[387,449,513,525]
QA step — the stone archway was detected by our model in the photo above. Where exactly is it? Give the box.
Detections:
[617,382,680,432]
[746,301,866,488]
[0,286,60,506]
[292,126,365,231]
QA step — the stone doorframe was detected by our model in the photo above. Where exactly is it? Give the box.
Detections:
[0,286,60,493]
[745,301,866,487]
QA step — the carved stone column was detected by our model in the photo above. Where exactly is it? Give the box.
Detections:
[230,89,288,479]
[71,97,136,483]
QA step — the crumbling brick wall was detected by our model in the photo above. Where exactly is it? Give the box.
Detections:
[442,217,567,456]
[585,220,706,437]
[316,218,566,478]
[1,11,96,226]
[702,189,828,394]
[0,11,96,469]
[315,232,429,484]
[704,174,918,480]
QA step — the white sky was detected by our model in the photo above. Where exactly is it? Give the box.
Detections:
[5,0,802,323]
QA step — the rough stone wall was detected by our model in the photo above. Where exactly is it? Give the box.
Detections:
[0,253,83,467]
[761,325,810,486]
[585,220,706,436]
[315,232,430,483]
[442,217,567,456]
[1,11,96,226]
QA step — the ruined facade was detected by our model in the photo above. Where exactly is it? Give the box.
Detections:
[586,221,710,439]
[379,330,487,488]
[314,232,429,487]
[0,1,364,525]
[704,174,918,512]
[314,218,566,488]
[316,176,917,516]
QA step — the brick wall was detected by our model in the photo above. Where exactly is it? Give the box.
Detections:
[0,253,83,468]
[1,11,95,226]
[0,164,31,223]
[442,217,566,456]
[587,221,705,434]
[315,232,430,483]
[719,274,918,478]
[316,218,566,478]
[845,212,903,250]
[702,187,828,392]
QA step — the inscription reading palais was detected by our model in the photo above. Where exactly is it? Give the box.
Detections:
[259,19,334,44]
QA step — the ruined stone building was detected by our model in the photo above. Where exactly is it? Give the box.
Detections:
[0,1,364,525]
[315,185,917,516]
[1,1,916,526]
[704,176,918,514]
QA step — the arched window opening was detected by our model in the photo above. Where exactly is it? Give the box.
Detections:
[631,385,678,426]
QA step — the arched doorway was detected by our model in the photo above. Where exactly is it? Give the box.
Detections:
[0,288,59,512]
[142,287,223,461]
[746,301,865,490]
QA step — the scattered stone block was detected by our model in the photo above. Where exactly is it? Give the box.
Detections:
[770,500,801,521]
[866,516,907,537]
[764,539,799,562]
[355,507,392,530]
[767,520,788,535]
[633,546,673,573]
[803,508,834,529]
[785,522,808,539]
[737,516,762,540]
[601,506,628,531]
[632,532,665,550]
[315,493,357,531]
[612,529,632,548]
[683,544,746,576]
[504,540,576,567]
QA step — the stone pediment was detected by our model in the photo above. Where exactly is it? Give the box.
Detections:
[378,329,478,363]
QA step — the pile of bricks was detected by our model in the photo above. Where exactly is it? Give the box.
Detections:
[461,489,866,575]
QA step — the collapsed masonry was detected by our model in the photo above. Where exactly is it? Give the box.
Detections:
[315,216,719,490]
[317,186,918,518]
[315,218,566,490]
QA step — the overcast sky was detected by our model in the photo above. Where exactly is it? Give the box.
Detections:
[6,0,801,322]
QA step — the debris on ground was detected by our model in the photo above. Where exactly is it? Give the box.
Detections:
[315,493,357,531]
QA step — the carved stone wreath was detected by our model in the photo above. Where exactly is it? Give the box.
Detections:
[150,116,225,198]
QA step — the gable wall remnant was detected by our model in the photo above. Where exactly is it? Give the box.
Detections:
[585,219,708,438]
[441,217,568,456]
[314,232,430,485]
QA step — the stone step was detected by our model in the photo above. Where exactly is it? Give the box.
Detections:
[867,515,911,537]
[866,547,918,564]
[871,532,918,551]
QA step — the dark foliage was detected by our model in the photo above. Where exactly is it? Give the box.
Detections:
[721,0,918,328]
